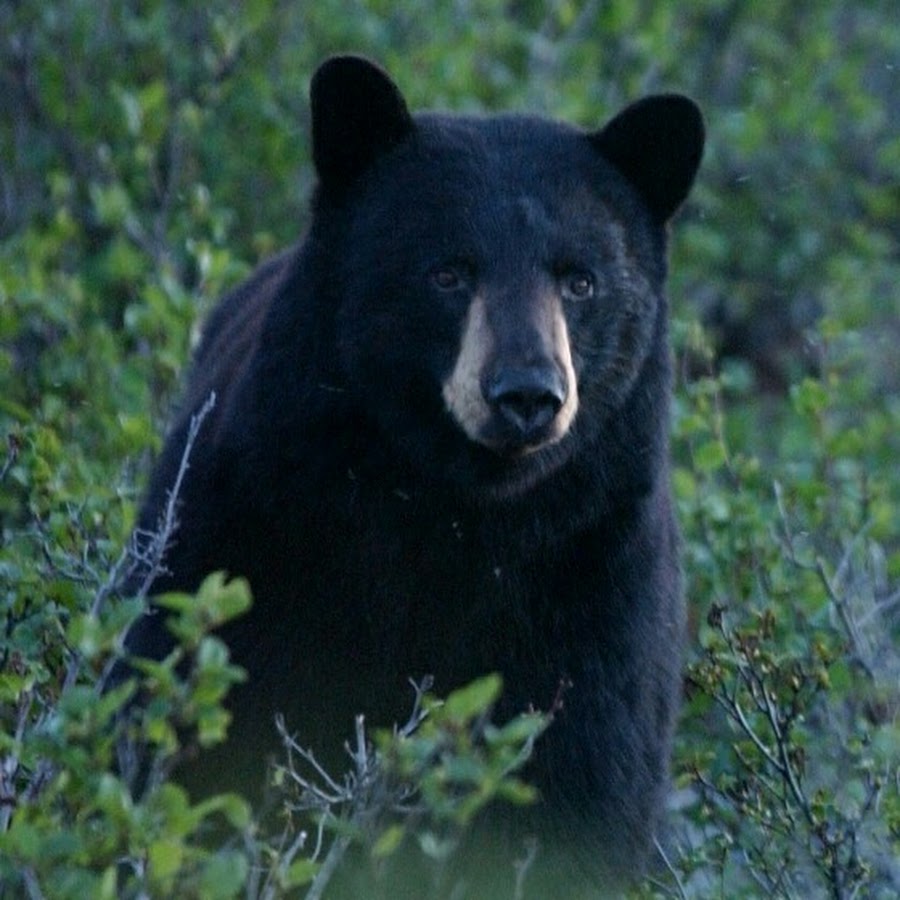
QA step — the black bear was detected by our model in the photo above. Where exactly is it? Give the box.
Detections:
[125,55,703,894]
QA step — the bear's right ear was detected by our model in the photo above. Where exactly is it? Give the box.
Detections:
[311,55,414,192]
[592,94,704,223]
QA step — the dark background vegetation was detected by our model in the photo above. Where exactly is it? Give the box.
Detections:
[1,1,897,897]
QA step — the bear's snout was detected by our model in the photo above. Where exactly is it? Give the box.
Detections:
[442,292,580,453]
[483,365,566,445]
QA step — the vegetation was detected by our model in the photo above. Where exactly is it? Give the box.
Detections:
[1,1,897,897]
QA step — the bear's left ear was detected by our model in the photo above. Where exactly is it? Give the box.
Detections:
[591,95,704,223]
[311,55,415,192]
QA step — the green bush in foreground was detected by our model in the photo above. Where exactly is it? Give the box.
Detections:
[0,565,252,899]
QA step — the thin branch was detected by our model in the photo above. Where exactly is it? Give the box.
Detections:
[512,837,539,900]
[21,867,46,900]
[832,523,873,593]
[775,482,879,682]
[0,434,20,482]
[856,586,900,628]
[277,717,349,802]
[813,555,876,681]
[3,393,218,821]
[303,833,352,900]
[256,824,309,900]
[760,688,811,823]
[652,836,689,900]
[129,391,218,601]
[93,392,217,698]
[715,679,782,775]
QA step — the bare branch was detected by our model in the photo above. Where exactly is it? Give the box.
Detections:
[652,836,689,900]
[127,391,218,602]
[513,837,539,900]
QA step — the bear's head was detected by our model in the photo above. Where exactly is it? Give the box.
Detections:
[309,56,703,499]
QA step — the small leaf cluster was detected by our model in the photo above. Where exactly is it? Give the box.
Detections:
[377,674,547,840]
[264,674,550,897]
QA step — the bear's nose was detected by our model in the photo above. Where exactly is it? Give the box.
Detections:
[485,368,566,441]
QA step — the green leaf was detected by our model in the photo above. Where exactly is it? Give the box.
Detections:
[148,838,184,881]
[196,706,233,747]
[485,712,548,746]
[198,850,249,899]
[693,440,728,473]
[94,678,137,725]
[89,182,133,227]
[193,792,252,829]
[0,672,34,702]
[195,572,253,623]
[441,755,485,785]
[441,674,503,722]
[371,823,406,859]
[496,778,539,806]
[161,573,252,643]
[283,858,320,887]
[791,377,829,416]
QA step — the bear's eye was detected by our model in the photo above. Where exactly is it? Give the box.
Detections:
[560,270,595,302]
[431,266,468,292]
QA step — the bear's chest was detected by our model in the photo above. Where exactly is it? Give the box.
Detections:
[223,467,567,670]
[271,481,542,634]
[215,481,571,758]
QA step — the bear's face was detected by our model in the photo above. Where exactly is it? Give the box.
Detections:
[312,57,703,499]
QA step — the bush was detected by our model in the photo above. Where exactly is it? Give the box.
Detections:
[646,323,900,898]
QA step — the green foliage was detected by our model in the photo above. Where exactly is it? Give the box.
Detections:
[263,675,549,897]
[1,1,898,897]
[0,570,252,899]
[376,674,546,839]
[650,323,900,898]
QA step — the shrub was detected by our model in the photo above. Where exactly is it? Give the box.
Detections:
[642,323,900,898]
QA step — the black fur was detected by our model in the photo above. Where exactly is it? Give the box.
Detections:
[125,55,703,894]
